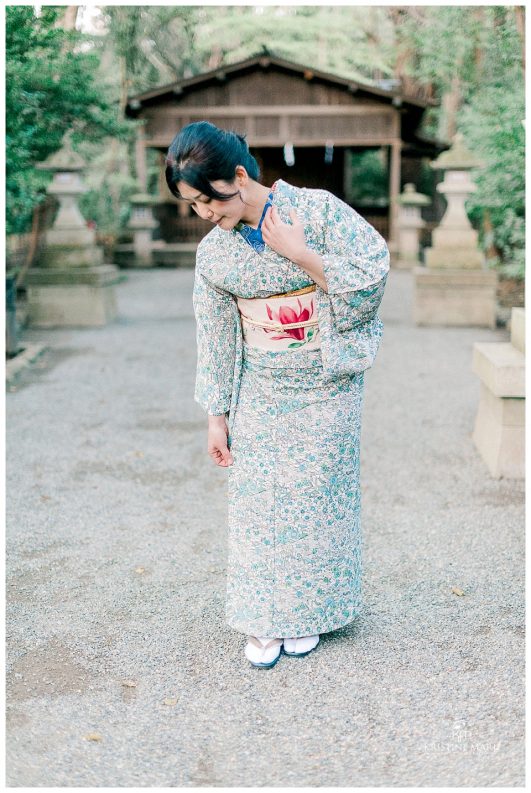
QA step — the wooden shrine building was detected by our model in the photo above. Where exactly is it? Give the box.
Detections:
[125,49,449,252]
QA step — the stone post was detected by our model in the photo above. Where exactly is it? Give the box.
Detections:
[25,132,121,327]
[471,307,525,478]
[394,183,430,269]
[414,132,498,327]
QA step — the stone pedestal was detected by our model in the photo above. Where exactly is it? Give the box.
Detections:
[414,132,497,327]
[28,131,121,328]
[414,268,498,328]
[471,307,525,478]
[425,220,485,269]
[25,265,121,327]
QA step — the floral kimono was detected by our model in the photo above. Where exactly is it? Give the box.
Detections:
[192,178,390,638]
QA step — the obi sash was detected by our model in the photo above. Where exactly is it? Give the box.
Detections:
[236,284,321,351]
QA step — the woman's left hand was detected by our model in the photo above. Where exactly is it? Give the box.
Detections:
[261,205,308,263]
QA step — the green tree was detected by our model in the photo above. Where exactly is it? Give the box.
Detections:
[5,5,129,234]
[458,8,525,277]
[389,5,525,276]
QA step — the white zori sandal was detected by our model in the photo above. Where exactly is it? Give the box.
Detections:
[244,636,284,668]
[283,635,320,657]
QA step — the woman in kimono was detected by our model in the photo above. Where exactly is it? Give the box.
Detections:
[165,121,390,669]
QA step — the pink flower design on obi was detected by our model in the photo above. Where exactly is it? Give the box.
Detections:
[265,297,315,341]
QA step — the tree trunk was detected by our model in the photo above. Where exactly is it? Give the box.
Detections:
[16,202,43,288]
[54,6,78,31]
[472,6,485,78]
[483,208,503,261]
[388,7,434,102]
[119,55,128,118]
[514,6,525,76]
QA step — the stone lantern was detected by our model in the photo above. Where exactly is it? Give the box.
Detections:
[414,131,498,327]
[25,132,121,327]
[395,183,430,269]
[127,193,160,267]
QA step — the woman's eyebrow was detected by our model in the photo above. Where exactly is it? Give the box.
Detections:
[182,193,204,201]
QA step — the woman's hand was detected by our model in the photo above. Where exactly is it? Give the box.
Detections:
[207,414,233,467]
[262,205,329,291]
[261,205,308,263]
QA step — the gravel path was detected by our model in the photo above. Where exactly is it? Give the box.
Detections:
[6,267,524,786]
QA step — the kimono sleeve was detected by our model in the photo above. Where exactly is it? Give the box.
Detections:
[317,190,390,333]
[192,266,239,416]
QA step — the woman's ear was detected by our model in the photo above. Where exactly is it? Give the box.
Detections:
[234,164,249,186]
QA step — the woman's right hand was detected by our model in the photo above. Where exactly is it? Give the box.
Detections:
[207,414,234,467]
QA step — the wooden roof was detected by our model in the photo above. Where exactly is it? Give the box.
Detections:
[126,47,450,157]
[126,48,437,111]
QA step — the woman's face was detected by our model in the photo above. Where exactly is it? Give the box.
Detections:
[177,179,242,229]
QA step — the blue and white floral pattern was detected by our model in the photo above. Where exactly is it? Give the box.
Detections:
[191,178,390,637]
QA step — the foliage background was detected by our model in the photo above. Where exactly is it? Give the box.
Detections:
[5,4,525,277]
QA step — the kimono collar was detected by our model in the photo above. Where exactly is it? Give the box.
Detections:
[232,179,282,253]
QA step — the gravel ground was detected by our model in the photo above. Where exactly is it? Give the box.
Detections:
[6,267,524,787]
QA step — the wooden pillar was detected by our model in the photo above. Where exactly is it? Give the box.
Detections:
[343,146,352,203]
[135,123,148,192]
[389,139,402,247]
[157,151,167,198]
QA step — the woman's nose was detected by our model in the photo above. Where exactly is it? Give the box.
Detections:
[197,205,213,221]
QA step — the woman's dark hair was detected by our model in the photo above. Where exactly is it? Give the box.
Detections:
[165,121,261,202]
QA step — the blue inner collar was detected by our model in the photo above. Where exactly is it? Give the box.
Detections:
[234,188,275,252]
